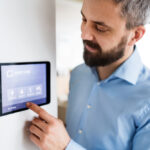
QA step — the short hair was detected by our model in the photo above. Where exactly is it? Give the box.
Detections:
[113,0,150,29]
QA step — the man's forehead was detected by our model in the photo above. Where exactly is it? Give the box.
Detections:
[82,0,121,17]
[82,0,125,28]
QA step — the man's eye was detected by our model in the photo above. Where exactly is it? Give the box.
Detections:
[96,26,107,33]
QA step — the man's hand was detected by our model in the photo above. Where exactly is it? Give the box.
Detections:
[26,102,71,150]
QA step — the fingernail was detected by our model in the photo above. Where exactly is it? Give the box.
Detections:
[26,102,32,107]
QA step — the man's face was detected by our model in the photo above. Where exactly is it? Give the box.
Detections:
[81,0,130,67]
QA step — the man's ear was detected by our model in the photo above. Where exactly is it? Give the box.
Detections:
[128,26,145,46]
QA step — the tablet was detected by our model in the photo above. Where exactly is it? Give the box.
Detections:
[0,61,50,116]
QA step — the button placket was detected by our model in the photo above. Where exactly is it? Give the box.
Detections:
[75,84,98,140]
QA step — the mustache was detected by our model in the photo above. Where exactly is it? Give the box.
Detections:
[83,40,101,51]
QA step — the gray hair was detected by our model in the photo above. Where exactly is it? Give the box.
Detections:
[113,0,150,29]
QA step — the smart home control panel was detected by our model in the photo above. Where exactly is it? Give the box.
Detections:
[0,62,50,116]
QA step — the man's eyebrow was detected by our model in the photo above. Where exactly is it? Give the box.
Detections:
[81,11,112,29]
[94,21,111,29]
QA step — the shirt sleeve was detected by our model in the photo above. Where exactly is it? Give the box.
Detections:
[132,119,150,149]
[65,139,87,150]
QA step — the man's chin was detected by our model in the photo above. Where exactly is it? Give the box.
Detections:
[83,50,100,67]
[83,50,115,67]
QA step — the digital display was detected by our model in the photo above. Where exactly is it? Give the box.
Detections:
[0,62,50,116]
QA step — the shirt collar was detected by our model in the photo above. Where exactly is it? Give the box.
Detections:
[111,46,143,85]
[92,46,143,85]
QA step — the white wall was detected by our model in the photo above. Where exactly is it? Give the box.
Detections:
[0,0,56,149]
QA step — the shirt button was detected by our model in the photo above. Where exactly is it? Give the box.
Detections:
[78,129,83,134]
[87,105,91,109]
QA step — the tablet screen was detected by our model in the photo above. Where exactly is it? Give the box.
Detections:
[0,62,50,116]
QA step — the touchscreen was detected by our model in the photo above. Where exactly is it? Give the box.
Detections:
[1,64,47,114]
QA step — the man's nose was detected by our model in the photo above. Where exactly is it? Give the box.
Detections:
[81,25,94,41]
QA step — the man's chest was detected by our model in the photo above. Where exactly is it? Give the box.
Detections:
[67,82,146,149]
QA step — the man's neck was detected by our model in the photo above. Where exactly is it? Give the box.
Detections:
[97,46,134,80]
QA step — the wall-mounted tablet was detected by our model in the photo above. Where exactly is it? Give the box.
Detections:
[0,61,50,116]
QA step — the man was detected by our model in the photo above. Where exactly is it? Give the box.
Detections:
[27,0,150,149]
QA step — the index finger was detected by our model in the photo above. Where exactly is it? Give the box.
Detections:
[26,102,55,123]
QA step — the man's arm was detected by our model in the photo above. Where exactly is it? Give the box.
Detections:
[26,102,86,150]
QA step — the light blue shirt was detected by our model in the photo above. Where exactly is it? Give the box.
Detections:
[66,47,150,150]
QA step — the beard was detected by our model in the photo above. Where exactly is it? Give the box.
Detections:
[83,36,128,67]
